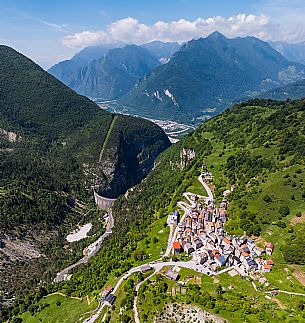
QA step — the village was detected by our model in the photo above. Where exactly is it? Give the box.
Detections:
[168,163,275,283]
[88,163,277,322]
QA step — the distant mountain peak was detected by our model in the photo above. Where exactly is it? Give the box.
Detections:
[206,31,227,40]
[121,34,305,124]
[269,40,305,65]
[49,41,180,98]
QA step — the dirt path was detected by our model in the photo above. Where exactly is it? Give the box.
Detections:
[265,295,286,310]
[55,209,114,282]
[272,298,286,310]
[86,295,96,305]
[290,213,305,225]
[46,292,82,301]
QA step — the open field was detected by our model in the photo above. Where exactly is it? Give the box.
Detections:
[19,294,97,323]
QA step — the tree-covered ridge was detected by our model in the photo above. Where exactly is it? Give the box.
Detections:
[0,44,170,229]
[0,45,170,306]
[0,45,112,141]
[205,99,305,166]
[259,79,305,101]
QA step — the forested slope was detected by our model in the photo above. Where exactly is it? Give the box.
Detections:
[0,45,170,307]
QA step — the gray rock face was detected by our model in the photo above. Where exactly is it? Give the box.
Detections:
[95,115,171,198]
[50,45,160,99]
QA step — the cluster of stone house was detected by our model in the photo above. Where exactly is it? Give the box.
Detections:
[173,193,274,276]
[100,285,116,306]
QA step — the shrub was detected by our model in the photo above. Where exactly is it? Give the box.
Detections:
[263,195,272,203]
[279,205,290,216]
[277,221,287,228]
[11,318,23,323]
[296,301,304,311]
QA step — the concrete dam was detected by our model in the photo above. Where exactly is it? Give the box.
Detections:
[93,190,116,210]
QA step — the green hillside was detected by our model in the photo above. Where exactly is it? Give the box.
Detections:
[13,98,305,322]
[0,44,170,227]
[0,45,113,140]
[0,45,170,310]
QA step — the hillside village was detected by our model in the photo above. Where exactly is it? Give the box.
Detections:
[96,163,277,315]
[171,164,275,280]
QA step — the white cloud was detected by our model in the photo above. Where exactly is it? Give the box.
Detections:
[60,14,305,49]
[36,19,68,33]
[61,30,110,48]
[253,0,305,42]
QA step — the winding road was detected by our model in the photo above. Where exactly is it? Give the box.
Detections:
[85,259,214,323]
[84,175,214,322]
[54,210,114,283]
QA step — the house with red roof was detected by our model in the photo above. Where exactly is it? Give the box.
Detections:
[173,242,182,255]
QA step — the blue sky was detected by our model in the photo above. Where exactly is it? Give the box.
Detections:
[1,0,305,68]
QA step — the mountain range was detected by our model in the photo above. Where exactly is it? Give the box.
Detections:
[48,41,179,99]
[269,40,305,65]
[121,32,305,123]
[68,45,160,99]
[49,34,305,125]
[48,42,125,88]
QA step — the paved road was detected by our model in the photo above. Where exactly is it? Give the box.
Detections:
[164,216,175,257]
[55,210,114,283]
[198,175,214,202]
[273,290,305,297]
[84,172,215,322]
[133,270,161,323]
[85,259,213,323]
[165,191,197,257]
